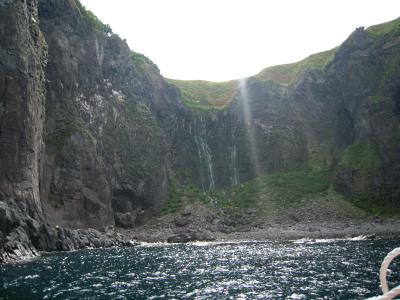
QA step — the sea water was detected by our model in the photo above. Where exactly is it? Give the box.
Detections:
[1,238,399,299]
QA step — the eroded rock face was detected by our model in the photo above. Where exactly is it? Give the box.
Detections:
[38,0,173,229]
[0,0,46,216]
[0,0,47,262]
[328,28,400,205]
[0,0,174,261]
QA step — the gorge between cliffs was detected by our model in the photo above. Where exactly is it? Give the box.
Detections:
[1,0,400,263]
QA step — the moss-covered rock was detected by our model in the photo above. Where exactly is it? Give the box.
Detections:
[339,143,381,171]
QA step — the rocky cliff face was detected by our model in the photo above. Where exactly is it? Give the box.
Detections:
[0,0,182,261]
[0,0,399,261]
[328,27,400,207]
[169,23,400,210]
[38,0,176,229]
[0,0,48,261]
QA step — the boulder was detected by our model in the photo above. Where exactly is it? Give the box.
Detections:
[115,212,137,228]
[166,231,214,243]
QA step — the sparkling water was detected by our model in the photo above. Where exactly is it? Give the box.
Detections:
[1,238,399,299]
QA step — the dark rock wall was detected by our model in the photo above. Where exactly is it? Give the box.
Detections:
[0,0,48,261]
[326,28,400,205]
[0,0,46,220]
[38,0,175,229]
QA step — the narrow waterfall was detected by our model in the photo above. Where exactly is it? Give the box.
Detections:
[194,135,206,191]
[194,114,215,190]
[197,135,215,190]
[230,143,239,186]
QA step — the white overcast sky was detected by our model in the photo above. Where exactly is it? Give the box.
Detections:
[80,0,400,81]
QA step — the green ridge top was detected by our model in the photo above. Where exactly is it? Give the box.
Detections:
[163,17,400,110]
[254,48,337,86]
[166,79,238,110]
[166,48,337,110]
[366,17,400,38]
[75,0,112,34]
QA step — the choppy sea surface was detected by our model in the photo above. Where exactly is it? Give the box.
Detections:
[1,238,399,299]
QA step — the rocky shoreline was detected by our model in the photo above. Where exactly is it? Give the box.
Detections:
[216,220,400,241]
[124,202,400,243]
[126,219,400,244]
[0,224,135,264]
[0,198,134,263]
[2,219,399,264]
[2,197,399,263]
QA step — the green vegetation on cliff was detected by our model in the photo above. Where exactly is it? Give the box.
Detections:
[167,48,337,110]
[216,169,331,213]
[165,164,400,219]
[366,17,400,39]
[164,167,399,219]
[74,0,112,34]
[165,169,332,216]
[254,48,337,86]
[46,118,91,151]
[349,194,400,217]
[167,79,238,110]
[161,178,182,214]
[130,51,152,70]
[165,18,400,110]
[161,178,207,214]
[335,143,400,216]
[339,143,381,172]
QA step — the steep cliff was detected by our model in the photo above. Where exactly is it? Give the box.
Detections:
[0,0,182,262]
[38,0,176,229]
[0,0,47,260]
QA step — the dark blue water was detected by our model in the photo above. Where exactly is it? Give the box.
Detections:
[1,238,399,299]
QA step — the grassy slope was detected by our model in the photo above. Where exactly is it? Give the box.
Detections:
[366,17,400,38]
[166,79,238,110]
[216,170,331,211]
[167,49,337,110]
[162,168,400,219]
[254,48,337,86]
